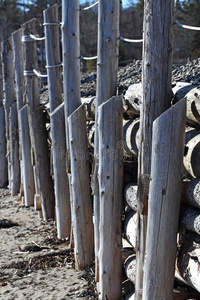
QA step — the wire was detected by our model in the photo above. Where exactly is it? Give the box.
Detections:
[80,1,98,11]
[45,63,63,69]
[120,36,143,43]
[29,34,45,41]
[33,69,48,78]
[80,55,97,60]
[174,20,200,31]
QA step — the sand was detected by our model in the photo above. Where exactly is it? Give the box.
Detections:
[0,189,97,300]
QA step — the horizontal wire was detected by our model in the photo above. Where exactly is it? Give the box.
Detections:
[29,34,45,41]
[174,20,200,31]
[80,1,98,11]
[80,55,97,60]
[43,22,61,26]
[45,63,63,69]
[120,35,143,43]
[33,69,48,78]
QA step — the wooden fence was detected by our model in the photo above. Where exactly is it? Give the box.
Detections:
[1,1,200,299]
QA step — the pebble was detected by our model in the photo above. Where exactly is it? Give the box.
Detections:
[80,58,200,98]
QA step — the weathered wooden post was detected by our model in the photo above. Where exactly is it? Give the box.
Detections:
[9,102,20,196]
[0,51,7,187]
[94,0,120,281]
[136,1,174,298]
[98,96,123,299]
[22,19,55,220]
[12,28,27,198]
[19,105,35,206]
[62,0,81,150]
[2,37,20,194]
[44,4,71,239]
[142,99,186,299]
[68,105,94,269]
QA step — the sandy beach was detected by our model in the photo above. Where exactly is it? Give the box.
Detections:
[0,189,97,300]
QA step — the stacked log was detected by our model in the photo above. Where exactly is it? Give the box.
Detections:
[121,82,200,298]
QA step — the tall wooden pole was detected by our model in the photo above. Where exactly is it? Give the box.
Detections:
[2,37,20,194]
[143,100,186,299]
[62,0,81,153]
[135,1,174,298]
[22,19,55,220]
[94,0,120,281]
[44,4,71,239]
[12,28,26,198]
[0,52,7,187]
[98,96,123,299]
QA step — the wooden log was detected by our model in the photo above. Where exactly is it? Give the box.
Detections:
[124,254,136,285]
[123,83,142,116]
[176,231,200,293]
[184,129,200,178]
[68,104,94,269]
[181,208,200,235]
[9,102,20,196]
[19,105,35,207]
[44,5,71,239]
[124,210,137,249]
[123,118,140,157]
[124,183,138,211]
[62,0,81,151]
[94,0,120,283]
[81,97,96,120]
[98,96,123,299]
[184,178,200,209]
[0,53,7,187]
[174,85,200,127]
[51,103,71,239]
[22,19,55,220]
[142,99,186,299]
[68,174,74,249]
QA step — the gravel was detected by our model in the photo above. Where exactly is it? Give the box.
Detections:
[80,58,200,97]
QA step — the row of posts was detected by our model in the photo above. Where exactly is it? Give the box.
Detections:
[0,0,183,299]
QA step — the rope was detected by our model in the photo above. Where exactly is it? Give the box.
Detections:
[33,69,48,78]
[80,55,97,60]
[24,70,36,76]
[29,34,45,41]
[175,20,200,31]
[45,62,63,69]
[43,22,61,26]
[120,36,143,43]
[80,1,98,11]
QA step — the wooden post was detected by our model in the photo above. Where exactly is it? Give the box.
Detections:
[22,19,55,220]
[0,51,7,187]
[98,96,123,299]
[68,104,94,269]
[142,99,186,299]
[12,29,24,112]
[19,105,35,206]
[9,102,20,196]
[94,0,120,281]
[12,28,25,196]
[62,0,81,151]
[136,1,174,298]
[2,37,16,188]
[51,104,71,239]
[44,4,71,239]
